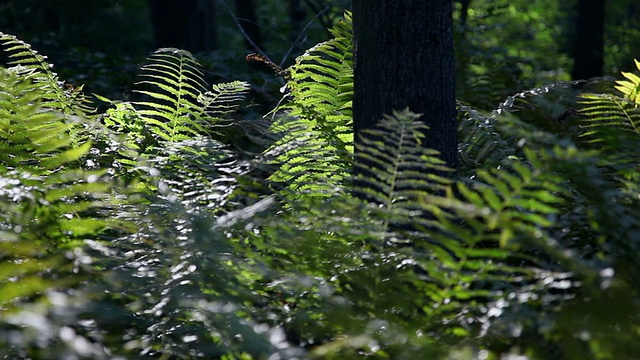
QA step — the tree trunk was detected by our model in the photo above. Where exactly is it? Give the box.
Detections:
[353,0,457,170]
[571,0,605,80]
[148,0,217,53]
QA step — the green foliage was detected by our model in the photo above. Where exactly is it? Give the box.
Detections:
[458,80,585,171]
[131,48,248,143]
[614,58,640,104]
[0,36,267,359]
[99,48,250,149]
[354,109,452,208]
[239,109,602,359]
[454,0,574,107]
[265,12,353,196]
[95,48,252,215]
[2,9,640,360]
[0,60,127,359]
[580,72,640,182]
[0,32,93,116]
[605,0,640,74]
[136,55,206,141]
[251,13,640,355]
[454,78,640,359]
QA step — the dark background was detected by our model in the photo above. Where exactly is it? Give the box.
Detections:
[0,0,638,104]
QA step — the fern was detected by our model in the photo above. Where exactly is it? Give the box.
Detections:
[580,65,640,164]
[0,66,89,173]
[454,74,640,356]
[103,48,250,145]
[200,80,252,121]
[577,74,640,193]
[458,77,639,268]
[457,103,513,170]
[239,110,588,358]
[458,81,583,171]
[568,71,640,303]
[87,195,296,359]
[354,109,452,217]
[265,12,354,194]
[578,93,640,171]
[0,32,92,116]
[282,11,354,126]
[0,61,130,360]
[3,14,640,359]
[0,37,269,358]
[133,48,211,142]
[614,58,640,105]
[95,49,253,214]
[98,47,250,157]
[0,34,98,169]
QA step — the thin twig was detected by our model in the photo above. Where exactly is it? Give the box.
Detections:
[302,0,332,30]
[219,0,271,62]
[279,0,337,67]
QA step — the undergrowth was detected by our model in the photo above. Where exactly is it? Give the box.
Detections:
[1,12,640,360]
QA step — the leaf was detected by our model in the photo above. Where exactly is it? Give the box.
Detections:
[41,141,92,169]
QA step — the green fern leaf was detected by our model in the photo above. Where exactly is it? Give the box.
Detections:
[199,80,251,121]
[266,12,354,195]
[578,92,640,178]
[614,59,640,104]
[133,49,207,143]
[0,32,93,115]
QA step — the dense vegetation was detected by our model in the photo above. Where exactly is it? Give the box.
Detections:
[1,2,640,359]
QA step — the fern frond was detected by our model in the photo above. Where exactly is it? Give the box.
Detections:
[453,149,565,247]
[283,11,354,121]
[0,66,88,173]
[614,58,640,105]
[134,48,209,143]
[130,48,250,146]
[579,93,640,142]
[457,103,513,170]
[244,111,577,353]
[264,117,350,196]
[0,70,126,329]
[266,12,354,194]
[458,81,584,170]
[200,80,251,121]
[95,50,250,200]
[0,32,92,115]
[354,109,452,214]
[578,92,640,178]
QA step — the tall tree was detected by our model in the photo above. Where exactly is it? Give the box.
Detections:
[352,0,457,170]
[148,0,217,53]
[571,0,605,80]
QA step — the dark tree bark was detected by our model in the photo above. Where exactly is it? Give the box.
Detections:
[353,0,457,170]
[234,0,265,52]
[571,0,605,80]
[148,0,217,53]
